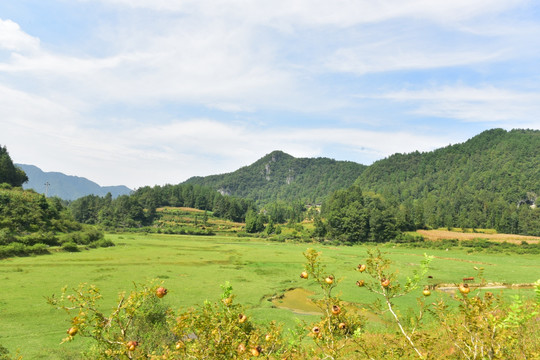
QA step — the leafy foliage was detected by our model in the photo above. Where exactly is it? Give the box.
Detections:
[244,209,265,233]
[356,129,540,235]
[433,290,539,359]
[0,186,107,258]
[0,145,28,187]
[49,281,292,359]
[299,249,365,359]
[318,185,399,243]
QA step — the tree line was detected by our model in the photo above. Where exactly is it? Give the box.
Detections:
[69,183,257,228]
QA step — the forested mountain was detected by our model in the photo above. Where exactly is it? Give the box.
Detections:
[16,164,132,200]
[184,150,366,205]
[355,129,539,234]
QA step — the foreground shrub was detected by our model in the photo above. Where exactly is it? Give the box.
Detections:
[0,344,21,360]
[433,283,540,359]
[299,249,365,359]
[49,282,293,359]
[171,283,291,359]
[48,253,540,359]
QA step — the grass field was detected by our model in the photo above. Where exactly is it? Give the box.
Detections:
[0,233,539,359]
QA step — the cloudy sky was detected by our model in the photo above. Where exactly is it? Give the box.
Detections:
[1,1,539,189]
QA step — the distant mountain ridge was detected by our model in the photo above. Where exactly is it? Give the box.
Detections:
[356,129,539,204]
[184,150,367,205]
[16,164,132,201]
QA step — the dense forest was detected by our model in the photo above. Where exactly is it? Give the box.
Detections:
[2,128,539,246]
[356,129,539,235]
[185,150,366,205]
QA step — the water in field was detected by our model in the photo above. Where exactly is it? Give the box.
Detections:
[272,288,322,315]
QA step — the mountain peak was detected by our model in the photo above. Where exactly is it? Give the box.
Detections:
[259,150,294,163]
[184,151,366,204]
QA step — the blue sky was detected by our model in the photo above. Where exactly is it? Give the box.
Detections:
[1,1,539,189]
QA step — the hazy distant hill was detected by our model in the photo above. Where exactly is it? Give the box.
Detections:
[16,164,132,201]
[184,150,367,205]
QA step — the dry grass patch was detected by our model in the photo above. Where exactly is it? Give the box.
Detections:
[417,229,540,244]
[156,206,205,212]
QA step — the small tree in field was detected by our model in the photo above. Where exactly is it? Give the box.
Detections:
[355,248,433,358]
[299,249,364,359]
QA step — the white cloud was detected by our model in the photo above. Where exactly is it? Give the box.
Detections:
[78,0,527,27]
[0,17,301,111]
[326,46,504,75]
[0,19,40,52]
[1,2,536,112]
[377,86,540,126]
[1,2,539,190]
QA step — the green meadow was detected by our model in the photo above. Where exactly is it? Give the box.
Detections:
[1,233,539,359]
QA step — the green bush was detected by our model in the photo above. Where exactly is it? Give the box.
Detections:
[393,233,425,243]
[0,242,49,258]
[88,238,115,248]
[0,229,15,246]
[19,232,58,246]
[4,243,27,257]
[61,242,79,252]
[29,243,49,255]
[49,282,291,359]
[61,228,104,245]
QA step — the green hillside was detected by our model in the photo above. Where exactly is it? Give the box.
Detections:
[0,184,115,258]
[0,146,111,258]
[355,128,539,234]
[184,150,366,205]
